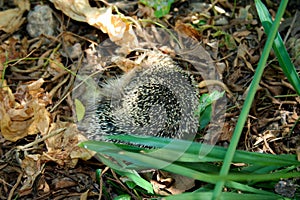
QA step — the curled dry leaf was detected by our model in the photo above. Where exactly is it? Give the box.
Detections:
[50,0,138,52]
[20,154,43,193]
[175,21,202,41]
[151,171,195,195]
[235,43,254,71]
[0,79,51,142]
[0,0,30,33]
[42,121,94,168]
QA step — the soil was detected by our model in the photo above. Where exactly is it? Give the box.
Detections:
[0,0,299,199]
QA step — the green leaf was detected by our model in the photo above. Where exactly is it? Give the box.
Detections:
[124,180,136,189]
[79,142,153,194]
[195,91,225,129]
[113,194,131,200]
[95,169,102,183]
[97,153,154,194]
[79,136,300,167]
[79,137,299,197]
[121,171,153,193]
[199,105,212,129]
[196,91,225,114]
[213,1,292,198]
[74,98,85,122]
[139,0,174,18]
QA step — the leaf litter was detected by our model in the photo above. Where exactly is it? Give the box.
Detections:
[0,0,299,199]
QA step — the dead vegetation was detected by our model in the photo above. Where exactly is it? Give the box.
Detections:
[0,0,299,199]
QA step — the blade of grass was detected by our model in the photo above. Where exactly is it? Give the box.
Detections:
[212,1,289,199]
[94,153,154,194]
[97,149,299,196]
[80,140,300,182]
[80,140,299,196]
[164,192,285,200]
[99,148,300,182]
[255,0,300,95]
[117,171,154,194]
[88,135,299,166]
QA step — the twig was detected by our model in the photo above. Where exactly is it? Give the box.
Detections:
[111,169,138,200]
[198,79,234,99]
[0,177,13,188]
[7,171,23,200]
[98,166,109,200]
[283,10,298,43]
[17,128,66,150]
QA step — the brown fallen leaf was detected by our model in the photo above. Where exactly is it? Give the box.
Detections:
[151,170,195,195]
[235,42,254,72]
[0,0,30,33]
[20,154,43,193]
[232,30,251,43]
[53,177,78,189]
[42,121,94,168]
[50,0,138,53]
[0,79,51,142]
[175,21,202,41]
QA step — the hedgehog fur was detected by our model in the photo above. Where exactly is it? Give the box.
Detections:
[84,51,199,142]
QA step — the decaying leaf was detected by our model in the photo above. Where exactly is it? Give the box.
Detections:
[42,121,94,167]
[20,154,43,193]
[0,0,30,33]
[0,79,51,142]
[235,42,254,71]
[151,171,195,195]
[175,21,202,41]
[50,0,138,53]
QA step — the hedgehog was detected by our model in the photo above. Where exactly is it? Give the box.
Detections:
[82,51,199,143]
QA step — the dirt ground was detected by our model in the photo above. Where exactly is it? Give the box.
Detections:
[0,0,299,199]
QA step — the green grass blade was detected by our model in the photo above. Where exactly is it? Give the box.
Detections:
[94,152,154,193]
[86,135,299,166]
[117,171,154,194]
[99,148,300,182]
[255,0,300,95]
[212,1,290,199]
[79,140,300,181]
[79,139,299,196]
[164,191,284,200]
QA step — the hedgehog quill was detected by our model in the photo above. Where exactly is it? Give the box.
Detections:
[80,51,199,145]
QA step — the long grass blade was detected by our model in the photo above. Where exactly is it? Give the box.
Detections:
[255,0,300,95]
[212,1,290,199]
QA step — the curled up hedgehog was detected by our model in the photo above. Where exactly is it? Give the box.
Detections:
[80,50,199,144]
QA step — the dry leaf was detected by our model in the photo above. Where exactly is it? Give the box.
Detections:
[0,0,30,33]
[42,121,93,167]
[50,0,138,53]
[151,171,195,195]
[236,42,254,71]
[20,154,43,192]
[220,122,234,141]
[80,190,89,200]
[47,54,66,76]
[175,21,202,41]
[233,30,251,43]
[111,56,138,72]
[0,79,51,142]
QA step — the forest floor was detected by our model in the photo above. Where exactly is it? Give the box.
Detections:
[0,0,299,199]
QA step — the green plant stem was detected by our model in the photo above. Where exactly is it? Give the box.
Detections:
[212,1,289,199]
